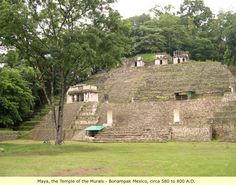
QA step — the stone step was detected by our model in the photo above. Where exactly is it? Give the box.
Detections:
[94,137,168,142]
[75,115,99,121]
[98,130,169,134]
[214,111,236,118]
[99,128,169,133]
[94,125,170,142]
[209,117,236,124]
[226,101,236,106]
[95,136,169,140]
[96,134,169,138]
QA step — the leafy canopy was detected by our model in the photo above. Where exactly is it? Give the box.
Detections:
[0,67,34,128]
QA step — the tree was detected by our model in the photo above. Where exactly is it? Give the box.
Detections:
[223,13,236,66]
[158,14,190,54]
[0,50,51,112]
[190,37,216,61]
[150,4,176,17]
[0,67,34,128]
[179,0,213,30]
[130,20,166,54]
[207,11,227,62]
[128,14,151,26]
[0,0,129,144]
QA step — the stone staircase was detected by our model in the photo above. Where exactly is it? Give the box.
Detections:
[94,126,170,142]
[134,62,235,101]
[87,62,235,103]
[71,102,99,140]
[209,93,236,142]
[86,67,147,103]
[93,102,171,142]
[29,102,84,140]
[30,102,99,141]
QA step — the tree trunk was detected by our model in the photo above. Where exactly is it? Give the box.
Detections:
[54,73,66,145]
[41,82,51,106]
[55,92,65,145]
[49,67,60,144]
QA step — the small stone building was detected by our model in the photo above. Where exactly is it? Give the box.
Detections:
[132,56,144,67]
[173,50,189,64]
[66,84,98,104]
[155,53,168,65]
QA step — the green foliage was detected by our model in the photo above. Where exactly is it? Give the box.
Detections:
[179,0,213,29]
[126,53,156,63]
[0,68,34,128]
[141,53,156,62]
[151,4,176,17]
[223,13,236,66]
[127,14,151,26]
[191,37,216,61]
[126,2,235,66]
[131,22,166,54]
[0,0,130,143]
[158,14,189,54]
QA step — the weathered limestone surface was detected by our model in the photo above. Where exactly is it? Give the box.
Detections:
[29,102,84,140]
[87,62,235,103]
[171,126,212,141]
[210,93,236,142]
[0,133,18,141]
[212,124,236,142]
[71,102,99,140]
[29,62,236,142]
[95,99,223,142]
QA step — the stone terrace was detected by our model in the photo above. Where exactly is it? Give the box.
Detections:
[87,62,235,103]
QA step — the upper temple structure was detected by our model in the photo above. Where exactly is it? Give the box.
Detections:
[66,84,98,104]
[173,50,189,64]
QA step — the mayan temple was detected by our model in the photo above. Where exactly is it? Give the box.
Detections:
[30,52,236,143]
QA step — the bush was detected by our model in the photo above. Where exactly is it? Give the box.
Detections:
[0,68,34,128]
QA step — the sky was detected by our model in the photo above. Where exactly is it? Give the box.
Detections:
[114,0,236,18]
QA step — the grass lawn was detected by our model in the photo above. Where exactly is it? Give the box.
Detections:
[0,140,235,176]
[127,53,156,63]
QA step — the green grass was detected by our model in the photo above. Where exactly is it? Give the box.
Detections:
[140,53,156,62]
[128,53,156,63]
[0,140,235,176]
[0,129,17,134]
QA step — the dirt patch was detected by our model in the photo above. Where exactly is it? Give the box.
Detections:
[52,167,110,176]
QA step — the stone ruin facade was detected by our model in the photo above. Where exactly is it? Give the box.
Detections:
[126,51,189,68]
[132,56,145,67]
[173,50,189,64]
[66,84,98,104]
[155,53,168,65]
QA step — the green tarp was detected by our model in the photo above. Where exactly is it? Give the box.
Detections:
[84,125,107,131]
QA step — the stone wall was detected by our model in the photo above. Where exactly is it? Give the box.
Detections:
[98,99,223,128]
[171,126,212,141]
[222,93,236,103]
[96,98,223,142]
[0,132,19,141]
[212,124,236,142]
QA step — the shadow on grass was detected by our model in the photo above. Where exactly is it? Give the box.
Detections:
[0,142,103,156]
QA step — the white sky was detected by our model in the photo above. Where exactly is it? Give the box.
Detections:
[114,0,236,18]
